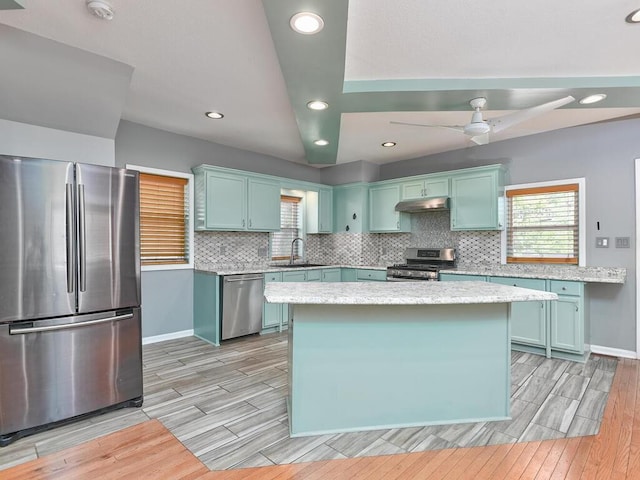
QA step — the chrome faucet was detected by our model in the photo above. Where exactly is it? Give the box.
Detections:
[290,237,304,265]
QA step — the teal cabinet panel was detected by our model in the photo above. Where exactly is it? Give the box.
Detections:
[204,171,246,230]
[341,268,357,282]
[551,296,583,353]
[356,269,387,282]
[369,184,410,233]
[439,273,487,282]
[450,166,504,231]
[333,184,368,233]
[549,280,582,296]
[318,188,333,233]
[263,272,283,329]
[401,176,450,200]
[305,269,322,282]
[282,271,307,282]
[490,277,547,347]
[321,268,341,282]
[193,272,220,346]
[247,178,281,231]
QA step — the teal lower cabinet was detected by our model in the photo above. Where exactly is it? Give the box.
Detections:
[341,268,357,282]
[305,269,322,282]
[355,269,387,282]
[321,268,341,282]
[439,273,588,362]
[263,272,284,332]
[193,271,220,346]
[489,277,548,351]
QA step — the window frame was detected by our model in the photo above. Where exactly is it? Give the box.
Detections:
[126,164,194,271]
[501,178,586,267]
[271,194,303,261]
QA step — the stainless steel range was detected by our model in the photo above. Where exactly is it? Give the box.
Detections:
[386,248,456,281]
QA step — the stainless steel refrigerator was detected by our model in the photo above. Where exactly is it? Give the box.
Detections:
[0,155,143,447]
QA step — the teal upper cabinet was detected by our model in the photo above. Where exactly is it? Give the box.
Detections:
[247,178,281,231]
[450,165,505,231]
[401,175,450,200]
[306,187,333,234]
[333,183,368,233]
[369,184,411,233]
[193,165,280,232]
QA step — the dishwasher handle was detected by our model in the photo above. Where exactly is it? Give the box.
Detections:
[224,275,264,283]
[9,313,134,335]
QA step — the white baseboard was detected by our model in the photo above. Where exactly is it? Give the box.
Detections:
[142,329,194,345]
[590,344,637,359]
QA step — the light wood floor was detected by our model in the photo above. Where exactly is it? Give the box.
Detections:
[2,355,639,479]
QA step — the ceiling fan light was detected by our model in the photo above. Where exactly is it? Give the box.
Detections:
[464,122,491,136]
[86,0,114,20]
[579,94,607,105]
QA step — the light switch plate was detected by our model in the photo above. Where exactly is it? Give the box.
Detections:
[615,237,630,248]
[595,237,609,248]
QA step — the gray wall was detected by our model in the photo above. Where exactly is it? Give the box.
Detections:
[321,160,381,185]
[141,270,193,338]
[378,118,640,352]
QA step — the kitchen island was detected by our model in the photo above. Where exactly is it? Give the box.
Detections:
[264,281,557,437]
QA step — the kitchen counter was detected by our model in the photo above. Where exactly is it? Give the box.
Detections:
[441,263,626,284]
[275,281,554,437]
[195,263,386,276]
[264,280,557,305]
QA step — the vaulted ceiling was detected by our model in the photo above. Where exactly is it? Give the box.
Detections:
[1,0,640,167]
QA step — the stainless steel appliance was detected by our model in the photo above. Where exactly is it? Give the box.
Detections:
[221,274,264,340]
[0,155,142,447]
[386,248,456,281]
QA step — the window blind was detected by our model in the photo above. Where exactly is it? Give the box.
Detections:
[271,195,301,260]
[506,184,579,264]
[139,172,189,265]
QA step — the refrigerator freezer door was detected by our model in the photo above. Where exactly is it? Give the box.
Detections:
[0,156,76,322]
[0,308,143,443]
[75,164,140,313]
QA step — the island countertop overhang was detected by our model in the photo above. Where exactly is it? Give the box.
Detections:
[264,281,557,305]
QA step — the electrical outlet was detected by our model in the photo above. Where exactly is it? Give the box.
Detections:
[615,237,630,248]
[595,237,609,248]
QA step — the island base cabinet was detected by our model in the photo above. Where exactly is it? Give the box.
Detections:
[288,303,510,436]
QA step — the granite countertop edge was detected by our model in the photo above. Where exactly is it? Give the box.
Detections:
[441,264,626,284]
[195,264,387,276]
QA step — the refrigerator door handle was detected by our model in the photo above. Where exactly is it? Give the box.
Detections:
[65,184,75,294]
[8,313,134,335]
[78,184,87,292]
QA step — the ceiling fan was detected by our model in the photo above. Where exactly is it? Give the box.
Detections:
[390,95,575,145]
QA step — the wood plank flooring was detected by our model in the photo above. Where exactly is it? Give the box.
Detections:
[1,334,637,479]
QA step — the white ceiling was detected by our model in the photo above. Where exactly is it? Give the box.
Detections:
[1,0,640,167]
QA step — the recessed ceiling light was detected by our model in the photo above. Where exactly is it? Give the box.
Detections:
[625,8,640,23]
[314,139,329,146]
[205,111,224,119]
[381,142,397,147]
[307,100,329,111]
[579,94,607,105]
[290,12,324,34]
[86,0,114,20]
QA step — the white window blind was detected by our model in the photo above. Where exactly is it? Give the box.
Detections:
[139,172,190,265]
[506,184,579,264]
[271,195,301,260]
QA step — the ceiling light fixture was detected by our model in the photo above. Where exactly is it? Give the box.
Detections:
[205,111,224,119]
[290,12,324,34]
[381,142,396,147]
[307,100,329,111]
[314,139,329,146]
[579,94,607,105]
[625,8,640,23]
[86,0,114,20]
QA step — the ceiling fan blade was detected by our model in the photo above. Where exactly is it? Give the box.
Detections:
[390,121,465,134]
[488,96,575,133]
[471,133,490,145]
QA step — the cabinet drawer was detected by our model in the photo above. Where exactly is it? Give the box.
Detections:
[549,280,582,296]
[490,276,546,291]
[356,269,387,281]
[264,272,283,283]
[306,269,322,282]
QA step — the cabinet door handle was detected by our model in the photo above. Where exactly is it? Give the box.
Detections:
[249,219,252,228]
[242,219,245,227]
[575,305,579,312]
[396,221,400,228]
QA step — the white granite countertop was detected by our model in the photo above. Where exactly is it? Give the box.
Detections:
[441,264,626,284]
[264,281,557,305]
[196,263,386,275]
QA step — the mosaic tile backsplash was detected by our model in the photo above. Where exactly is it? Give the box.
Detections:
[194,210,502,268]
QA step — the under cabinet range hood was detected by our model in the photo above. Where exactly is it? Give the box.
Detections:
[395,196,450,213]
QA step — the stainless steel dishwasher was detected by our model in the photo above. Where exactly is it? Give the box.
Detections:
[220,274,265,340]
